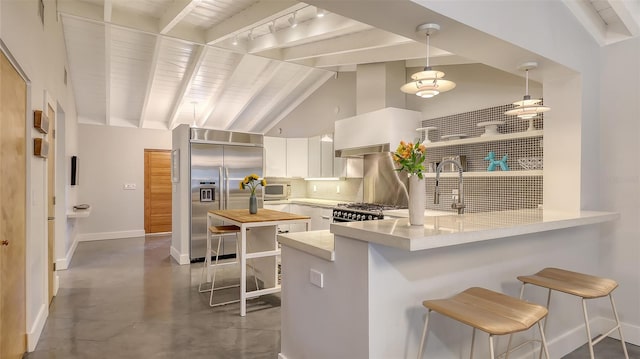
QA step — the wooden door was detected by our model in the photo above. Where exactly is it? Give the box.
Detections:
[0,50,27,359]
[144,150,172,233]
[46,102,55,303]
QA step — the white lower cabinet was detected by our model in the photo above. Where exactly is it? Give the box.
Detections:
[288,204,332,232]
[263,203,291,233]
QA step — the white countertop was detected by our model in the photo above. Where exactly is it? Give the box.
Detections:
[331,209,619,251]
[278,230,335,261]
[264,198,346,208]
[383,209,451,218]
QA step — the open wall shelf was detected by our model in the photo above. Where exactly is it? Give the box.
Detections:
[425,130,543,148]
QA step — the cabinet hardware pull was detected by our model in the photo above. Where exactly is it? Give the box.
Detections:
[1,240,9,246]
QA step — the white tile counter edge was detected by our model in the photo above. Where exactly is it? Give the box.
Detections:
[278,230,335,262]
[330,209,619,251]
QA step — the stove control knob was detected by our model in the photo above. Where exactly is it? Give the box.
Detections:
[368,215,373,220]
[346,213,351,219]
[356,214,361,220]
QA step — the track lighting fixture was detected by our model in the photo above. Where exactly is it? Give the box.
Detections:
[268,21,276,33]
[316,8,327,18]
[288,12,298,28]
[232,35,238,46]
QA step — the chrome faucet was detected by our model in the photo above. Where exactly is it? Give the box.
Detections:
[434,159,465,214]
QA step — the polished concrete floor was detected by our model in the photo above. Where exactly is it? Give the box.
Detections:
[25,235,639,358]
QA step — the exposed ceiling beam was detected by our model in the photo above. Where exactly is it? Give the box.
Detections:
[167,45,208,129]
[104,24,111,125]
[242,67,316,132]
[224,62,285,130]
[561,0,607,46]
[309,42,428,68]
[160,0,201,34]
[260,71,334,134]
[608,0,640,37]
[58,2,204,44]
[104,0,112,22]
[201,56,273,128]
[278,28,412,62]
[138,37,163,128]
[247,13,370,54]
[205,1,305,45]
[405,54,475,68]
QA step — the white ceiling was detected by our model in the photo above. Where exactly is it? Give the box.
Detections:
[58,0,640,133]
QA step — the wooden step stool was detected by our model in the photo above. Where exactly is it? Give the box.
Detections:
[418,287,550,359]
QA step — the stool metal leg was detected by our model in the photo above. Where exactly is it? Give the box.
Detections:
[610,294,630,359]
[470,328,476,359]
[417,310,431,359]
[582,298,596,359]
[505,283,528,359]
[538,320,550,359]
[489,334,495,359]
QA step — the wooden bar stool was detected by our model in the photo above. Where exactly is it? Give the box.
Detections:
[198,225,259,307]
[513,267,629,359]
[418,287,550,359]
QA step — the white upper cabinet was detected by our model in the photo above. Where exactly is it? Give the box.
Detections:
[308,136,322,178]
[286,138,309,178]
[321,140,334,177]
[264,137,287,177]
[308,136,336,178]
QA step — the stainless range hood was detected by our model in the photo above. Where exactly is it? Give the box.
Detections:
[335,144,390,158]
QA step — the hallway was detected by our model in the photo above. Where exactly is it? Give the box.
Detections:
[24,235,639,358]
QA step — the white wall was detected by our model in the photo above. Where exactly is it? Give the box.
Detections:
[599,38,640,340]
[1,0,79,350]
[266,72,356,138]
[76,124,171,240]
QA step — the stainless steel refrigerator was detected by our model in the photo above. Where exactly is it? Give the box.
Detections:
[190,130,264,262]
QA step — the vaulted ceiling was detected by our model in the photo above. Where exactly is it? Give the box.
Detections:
[58,0,640,133]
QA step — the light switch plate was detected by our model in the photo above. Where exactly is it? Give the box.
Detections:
[123,184,136,190]
[310,268,324,288]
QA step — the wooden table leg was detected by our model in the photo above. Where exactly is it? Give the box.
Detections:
[240,225,247,316]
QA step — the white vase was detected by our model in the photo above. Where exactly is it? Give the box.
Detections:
[408,175,426,226]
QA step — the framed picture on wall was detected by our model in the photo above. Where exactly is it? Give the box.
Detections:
[171,149,179,183]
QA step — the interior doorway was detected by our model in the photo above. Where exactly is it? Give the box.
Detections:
[144,149,172,234]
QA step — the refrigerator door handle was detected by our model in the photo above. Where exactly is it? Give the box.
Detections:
[225,167,230,210]
[219,167,224,210]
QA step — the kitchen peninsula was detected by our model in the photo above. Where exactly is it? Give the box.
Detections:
[277,209,619,359]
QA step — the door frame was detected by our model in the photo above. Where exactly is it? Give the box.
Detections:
[44,91,57,302]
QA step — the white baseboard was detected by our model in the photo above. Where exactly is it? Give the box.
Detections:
[56,235,79,270]
[53,274,59,296]
[170,245,190,265]
[27,304,48,352]
[595,317,640,345]
[78,229,145,242]
[278,353,288,359]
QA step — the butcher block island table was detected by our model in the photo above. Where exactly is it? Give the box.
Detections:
[208,208,311,316]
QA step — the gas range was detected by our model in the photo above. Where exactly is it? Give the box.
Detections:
[332,203,406,222]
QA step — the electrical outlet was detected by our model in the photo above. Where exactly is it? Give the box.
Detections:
[123,183,136,190]
[336,185,340,194]
[313,185,317,192]
[310,269,324,288]
[452,189,459,195]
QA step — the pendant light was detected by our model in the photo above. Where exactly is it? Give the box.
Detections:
[400,23,456,99]
[505,62,550,131]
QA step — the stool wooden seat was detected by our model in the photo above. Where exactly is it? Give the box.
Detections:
[418,287,549,359]
[514,267,629,359]
[198,225,259,307]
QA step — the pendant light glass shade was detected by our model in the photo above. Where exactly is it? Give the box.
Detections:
[505,62,550,120]
[400,23,455,98]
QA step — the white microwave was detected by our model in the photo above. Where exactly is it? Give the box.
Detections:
[263,184,290,200]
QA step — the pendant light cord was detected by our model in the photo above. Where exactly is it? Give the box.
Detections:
[525,69,529,97]
[425,32,430,69]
